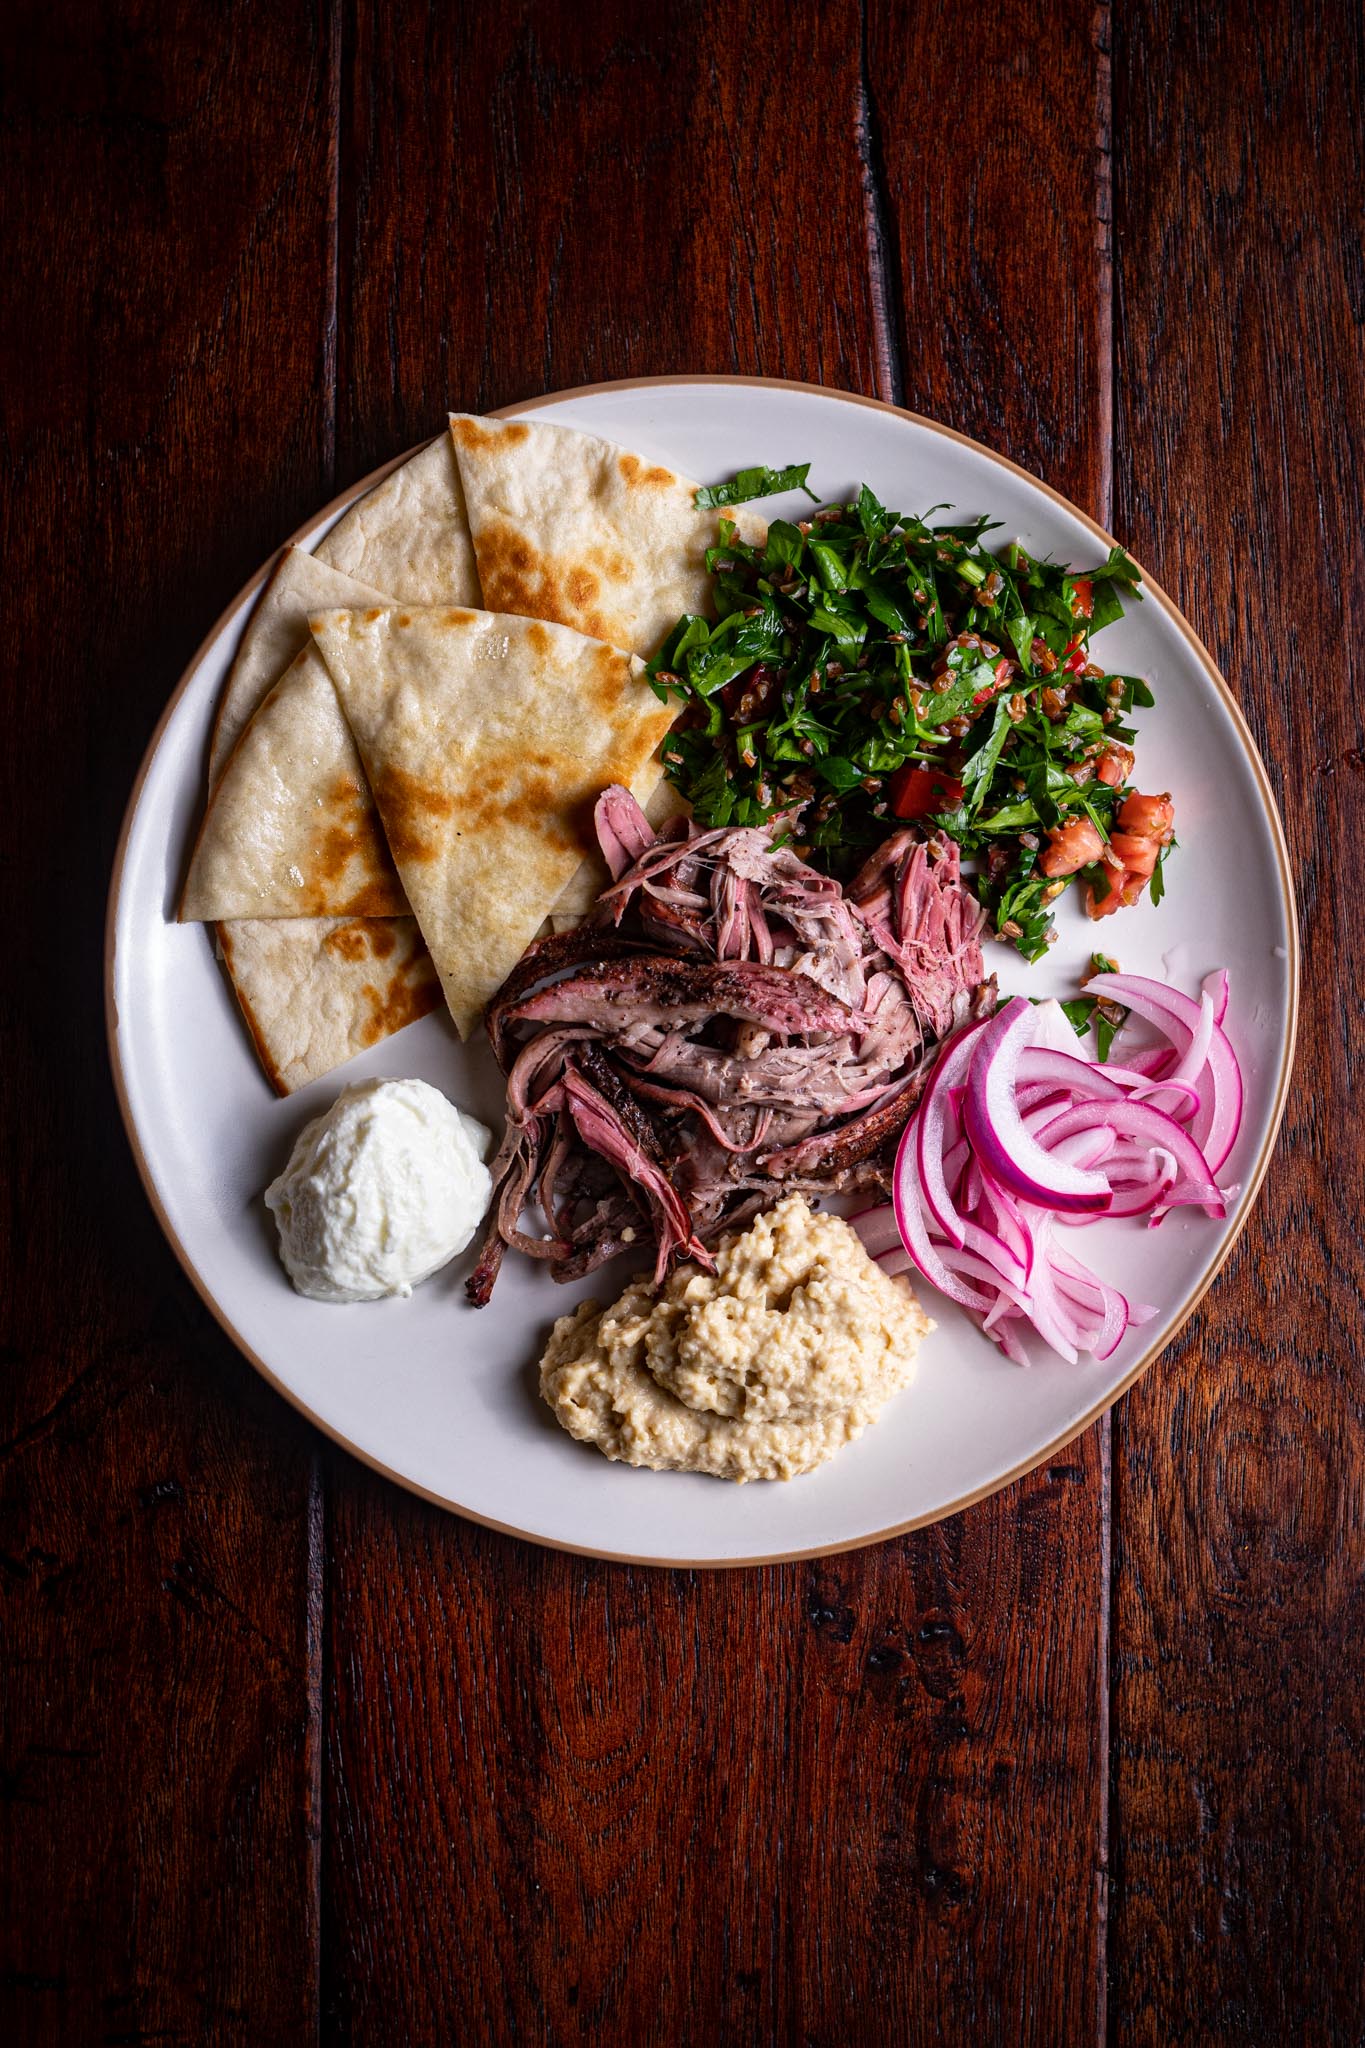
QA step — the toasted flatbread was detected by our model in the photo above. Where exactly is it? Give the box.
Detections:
[316,433,479,604]
[182,647,406,922]
[310,606,676,1037]
[218,915,440,1097]
[204,430,481,1092]
[209,548,392,787]
[447,413,766,656]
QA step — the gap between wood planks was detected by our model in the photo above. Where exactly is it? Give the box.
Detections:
[856,0,906,407]
[861,3,1117,2038]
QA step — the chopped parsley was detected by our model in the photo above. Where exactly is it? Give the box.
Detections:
[1060,954,1129,1060]
[693,463,819,510]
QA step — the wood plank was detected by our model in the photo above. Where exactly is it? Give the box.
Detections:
[323,3,1112,2042]
[326,1476,1112,2042]
[865,0,1114,2034]
[0,4,336,2039]
[1109,0,1365,2040]
[331,0,888,476]
[866,0,1113,510]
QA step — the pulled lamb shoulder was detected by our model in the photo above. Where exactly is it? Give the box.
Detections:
[467,787,987,1305]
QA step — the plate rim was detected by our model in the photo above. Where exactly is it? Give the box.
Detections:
[104,373,1301,1568]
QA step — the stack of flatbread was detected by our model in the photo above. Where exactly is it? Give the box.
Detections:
[180,415,764,1092]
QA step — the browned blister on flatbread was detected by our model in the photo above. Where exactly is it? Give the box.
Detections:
[182,647,408,922]
[197,435,484,1092]
[309,605,677,1038]
[217,915,441,1096]
[448,413,766,658]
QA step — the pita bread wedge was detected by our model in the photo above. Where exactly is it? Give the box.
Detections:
[182,647,406,922]
[448,414,766,657]
[219,915,440,1097]
[210,557,427,1092]
[210,548,392,787]
[316,433,479,605]
[310,606,676,1037]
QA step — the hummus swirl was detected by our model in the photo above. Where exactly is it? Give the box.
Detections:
[539,1195,932,1482]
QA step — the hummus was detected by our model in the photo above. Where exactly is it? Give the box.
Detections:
[539,1194,932,1482]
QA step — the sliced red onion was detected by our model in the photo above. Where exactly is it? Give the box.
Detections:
[965,999,1113,1214]
[1030,998,1089,1056]
[1086,970,1206,1044]
[1202,967,1230,1026]
[959,1217,1028,1290]
[1103,1172,1178,1220]
[1048,1252,1128,1359]
[1017,1046,1127,1097]
[848,1207,903,1259]
[1105,1144,1178,1186]
[874,968,1237,1370]
[1087,972,1243,1172]
[1101,1065,1200,1110]
[1031,1097,1226,1216]
[926,1238,1037,1323]
[1189,1043,1241,1174]
[1016,1083,1076,1117]
[891,1139,994,1313]
[996,1316,1042,1369]
[1017,1219,1085,1362]
[1138,989,1214,1120]
[916,1017,990,1246]
[943,1136,971,1186]
[975,1175,1035,1278]
[1048,1248,1105,1312]
[1171,991,1215,1086]
[1049,1127,1119,1172]
[1122,1047,1176,1080]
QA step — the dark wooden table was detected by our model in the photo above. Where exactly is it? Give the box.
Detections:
[3,2,1361,2041]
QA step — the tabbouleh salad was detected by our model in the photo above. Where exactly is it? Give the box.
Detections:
[650,463,1175,963]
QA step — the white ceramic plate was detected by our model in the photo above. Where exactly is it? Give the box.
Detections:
[107,377,1297,1565]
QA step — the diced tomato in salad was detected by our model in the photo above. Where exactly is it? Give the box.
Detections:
[887,764,965,819]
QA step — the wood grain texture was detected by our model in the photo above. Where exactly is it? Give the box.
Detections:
[865,0,1112,512]
[2,1,1356,2040]
[323,1472,1110,2045]
[321,5,1112,2043]
[332,0,888,475]
[0,4,335,2041]
[1109,1,1365,2041]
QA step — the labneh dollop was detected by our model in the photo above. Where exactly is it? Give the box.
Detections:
[265,1077,491,1302]
[539,1194,932,1482]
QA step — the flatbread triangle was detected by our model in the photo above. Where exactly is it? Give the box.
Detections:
[310,605,677,1037]
[182,645,407,923]
[448,412,765,657]
[206,432,482,1090]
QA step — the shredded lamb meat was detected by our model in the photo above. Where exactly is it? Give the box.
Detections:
[467,787,991,1305]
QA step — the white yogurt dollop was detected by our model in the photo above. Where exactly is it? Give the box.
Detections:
[265,1077,493,1303]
